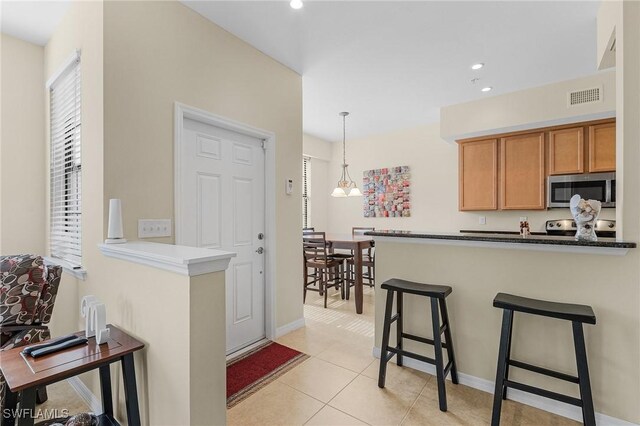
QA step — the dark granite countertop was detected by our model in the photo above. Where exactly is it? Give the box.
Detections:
[365,230,637,249]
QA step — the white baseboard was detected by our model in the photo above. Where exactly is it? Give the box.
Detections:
[66,377,103,415]
[275,317,306,338]
[372,347,638,426]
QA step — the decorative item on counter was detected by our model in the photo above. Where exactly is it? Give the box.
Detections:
[519,217,530,238]
[363,165,411,218]
[105,198,127,244]
[81,295,110,344]
[570,194,602,241]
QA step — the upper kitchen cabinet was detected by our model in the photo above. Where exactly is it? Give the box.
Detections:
[458,139,498,211]
[588,122,616,172]
[500,132,545,210]
[548,127,584,175]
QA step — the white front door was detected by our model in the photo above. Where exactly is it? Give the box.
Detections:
[179,117,265,354]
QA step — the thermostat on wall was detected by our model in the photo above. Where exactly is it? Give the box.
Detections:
[285,179,293,195]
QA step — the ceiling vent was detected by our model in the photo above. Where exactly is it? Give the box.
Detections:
[568,86,602,107]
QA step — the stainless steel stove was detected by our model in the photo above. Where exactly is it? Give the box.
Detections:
[545,219,616,238]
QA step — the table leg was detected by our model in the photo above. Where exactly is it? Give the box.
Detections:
[99,365,114,417]
[1,387,18,426]
[121,354,141,426]
[16,387,36,426]
[355,246,363,314]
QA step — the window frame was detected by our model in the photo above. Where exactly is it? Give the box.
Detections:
[48,50,83,270]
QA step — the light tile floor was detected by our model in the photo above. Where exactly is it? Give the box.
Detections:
[228,286,580,426]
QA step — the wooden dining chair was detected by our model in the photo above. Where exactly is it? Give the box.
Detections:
[346,227,376,299]
[303,232,346,308]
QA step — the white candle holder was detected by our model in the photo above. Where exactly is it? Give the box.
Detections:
[81,295,110,344]
[569,194,602,242]
[105,198,127,244]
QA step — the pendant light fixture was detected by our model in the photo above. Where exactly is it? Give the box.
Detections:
[331,112,362,197]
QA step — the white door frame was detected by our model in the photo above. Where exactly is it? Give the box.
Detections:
[174,102,277,341]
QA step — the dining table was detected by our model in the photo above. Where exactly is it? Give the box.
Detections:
[324,233,374,314]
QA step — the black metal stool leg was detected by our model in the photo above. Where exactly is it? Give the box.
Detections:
[1,387,18,426]
[378,289,395,388]
[17,387,37,426]
[491,309,514,426]
[122,354,141,426]
[431,297,447,412]
[99,364,114,417]
[439,298,458,384]
[397,291,403,367]
[572,321,596,426]
[501,312,514,400]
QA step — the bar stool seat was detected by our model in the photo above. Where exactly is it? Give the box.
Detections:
[378,278,458,412]
[491,293,597,426]
[382,278,452,298]
[493,292,596,324]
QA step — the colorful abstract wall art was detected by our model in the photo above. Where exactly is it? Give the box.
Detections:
[363,166,411,218]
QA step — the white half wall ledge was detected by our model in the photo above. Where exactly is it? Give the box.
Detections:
[98,241,236,276]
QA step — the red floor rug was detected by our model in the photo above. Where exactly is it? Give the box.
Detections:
[226,341,309,408]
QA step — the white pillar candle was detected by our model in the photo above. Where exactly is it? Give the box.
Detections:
[105,198,127,243]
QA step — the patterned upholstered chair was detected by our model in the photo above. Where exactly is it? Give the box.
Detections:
[0,254,62,406]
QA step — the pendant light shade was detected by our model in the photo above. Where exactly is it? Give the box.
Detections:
[348,187,362,197]
[331,112,362,197]
[331,187,348,197]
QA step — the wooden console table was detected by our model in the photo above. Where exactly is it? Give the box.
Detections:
[0,325,144,426]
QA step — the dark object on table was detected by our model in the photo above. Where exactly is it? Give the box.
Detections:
[22,335,77,356]
[24,336,88,358]
[1,254,63,406]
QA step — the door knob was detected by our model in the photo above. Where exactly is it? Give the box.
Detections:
[256,247,264,254]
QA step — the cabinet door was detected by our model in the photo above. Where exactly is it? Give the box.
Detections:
[500,133,545,210]
[588,123,616,172]
[548,127,584,175]
[458,139,498,211]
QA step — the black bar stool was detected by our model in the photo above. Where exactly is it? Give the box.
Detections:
[491,293,597,426]
[378,278,458,412]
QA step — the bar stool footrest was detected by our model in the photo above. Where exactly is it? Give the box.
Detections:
[504,380,583,407]
[401,332,449,349]
[390,347,435,366]
[508,359,580,384]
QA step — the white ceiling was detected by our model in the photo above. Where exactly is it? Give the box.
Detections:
[1,1,70,46]
[183,0,602,142]
[1,1,602,142]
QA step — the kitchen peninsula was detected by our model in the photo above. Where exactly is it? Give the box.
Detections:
[370,230,639,423]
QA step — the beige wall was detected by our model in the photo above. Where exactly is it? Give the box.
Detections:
[441,71,616,142]
[324,123,615,235]
[44,0,104,342]
[374,3,640,423]
[375,241,640,422]
[40,0,299,424]
[0,34,46,255]
[303,134,332,231]
[102,0,303,332]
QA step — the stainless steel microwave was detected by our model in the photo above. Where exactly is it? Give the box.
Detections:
[548,172,616,208]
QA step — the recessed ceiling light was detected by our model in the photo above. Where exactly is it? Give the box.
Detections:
[290,0,303,9]
[471,63,484,70]
[481,86,493,92]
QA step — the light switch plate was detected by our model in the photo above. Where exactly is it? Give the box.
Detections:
[138,219,172,238]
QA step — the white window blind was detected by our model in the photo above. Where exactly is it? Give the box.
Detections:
[49,54,82,266]
[302,157,310,228]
